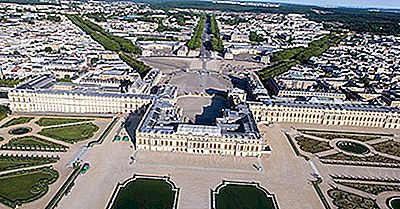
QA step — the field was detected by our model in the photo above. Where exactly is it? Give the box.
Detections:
[38,123,99,144]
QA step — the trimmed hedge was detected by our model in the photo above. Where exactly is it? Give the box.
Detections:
[0,167,59,208]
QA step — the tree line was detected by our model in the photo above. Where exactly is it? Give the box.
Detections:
[186,15,205,50]
[258,33,345,80]
[119,52,151,78]
[66,14,152,77]
[210,15,224,52]
[66,14,141,54]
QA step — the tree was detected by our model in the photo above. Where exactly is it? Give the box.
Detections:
[209,15,224,52]
[249,31,264,43]
[44,47,52,53]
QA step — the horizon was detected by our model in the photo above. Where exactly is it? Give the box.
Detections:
[237,0,400,10]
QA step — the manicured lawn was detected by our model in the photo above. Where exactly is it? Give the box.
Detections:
[336,181,400,195]
[2,136,68,151]
[328,189,379,209]
[111,178,176,209]
[0,155,58,172]
[0,117,34,128]
[216,184,276,209]
[0,106,10,122]
[0,167,59,208]
[300,130,381,142]
[320,152,400,165]
[38,123,99,144]
[295,136,333,153]
[35,117,94,127]
[389,198,400,209]
[372,140,400,157]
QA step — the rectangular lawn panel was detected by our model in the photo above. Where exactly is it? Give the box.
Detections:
[303,132,380,142]
[0,117,34,128]
[35,117,94,127]
[0,155,58,172]
[335,181,400,195]
[38,123,99,144]
[216,184,276,209]
[372,140,400,157]
[295,136,333,153]
[1,136,68,152]
[328,189,379,209]
[320,152,400,165]
[0,167,58,208]
[0,106,10,122]
[111,179,176,209]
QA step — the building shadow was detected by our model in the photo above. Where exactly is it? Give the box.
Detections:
[195,95,227,125]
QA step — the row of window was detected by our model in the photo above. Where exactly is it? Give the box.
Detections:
[138,138,261,152]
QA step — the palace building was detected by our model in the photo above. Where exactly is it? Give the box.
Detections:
[8,75,153,114]
[135,93,270,157]
[249,99,400,129]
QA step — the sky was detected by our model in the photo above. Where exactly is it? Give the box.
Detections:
[247,0,400,9]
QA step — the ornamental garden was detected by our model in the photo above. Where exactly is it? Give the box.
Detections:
[286,128,400,209]
[0,115,109,208]
[108,176,279,209]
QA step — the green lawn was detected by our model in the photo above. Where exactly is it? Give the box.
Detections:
[295,136,333,153]
[0,106,10,122]
[216,184,276,209]
[336,181,400,195]
[35,117,94,127]
[301,131,381,142]
[372,140,400,157]
[38,123,99,144]
[0,155,58,172]
[2,136,68,151]
[0,136,3,141]
[0,117,34,128]
[328,189,379,209]
[111,178,176,209]
[320,152,400,165]
[0,167,59,208]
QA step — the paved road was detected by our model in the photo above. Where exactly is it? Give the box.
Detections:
[200,15,212,60]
